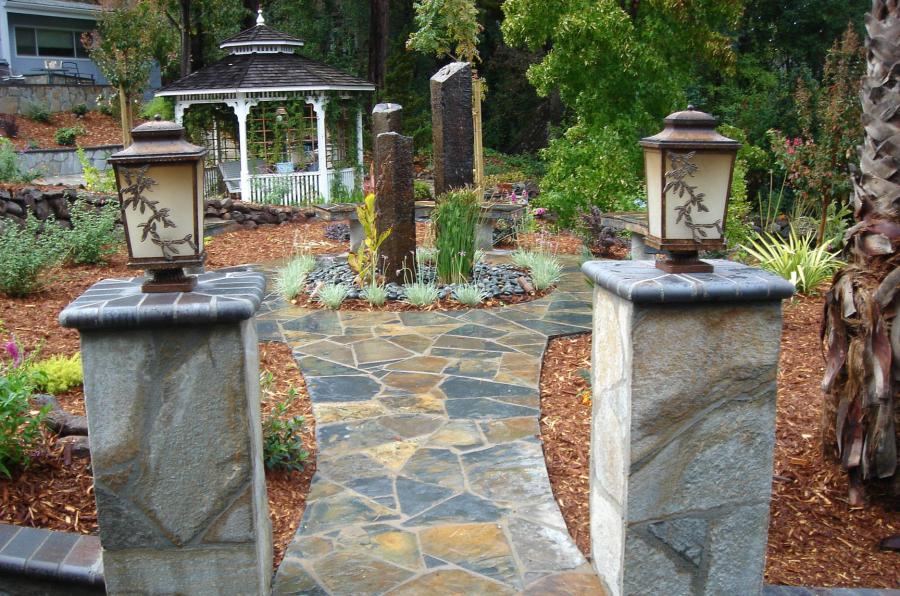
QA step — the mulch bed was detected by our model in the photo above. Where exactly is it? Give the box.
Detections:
[5,111,131,151]
[287,285,553,312]
[540,295,900,588]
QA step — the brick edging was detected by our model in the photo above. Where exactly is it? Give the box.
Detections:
[0,523,103,588]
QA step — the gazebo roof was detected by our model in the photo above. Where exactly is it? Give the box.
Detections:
[157,12,374,97]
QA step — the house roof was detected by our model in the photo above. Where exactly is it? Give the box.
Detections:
[156,51,375,96]
[219,24,304,48]
[6,0,100,20]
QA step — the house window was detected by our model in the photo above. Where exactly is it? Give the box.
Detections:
[15,27,90,59]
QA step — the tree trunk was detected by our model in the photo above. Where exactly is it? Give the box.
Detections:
[368,0,389,88]
[118,86,133,147]
[179,0,191,77]
[822,0,900,505]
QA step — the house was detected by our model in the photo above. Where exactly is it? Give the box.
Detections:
[0,0,160,88]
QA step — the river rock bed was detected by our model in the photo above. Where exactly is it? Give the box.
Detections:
[304,259,534,301]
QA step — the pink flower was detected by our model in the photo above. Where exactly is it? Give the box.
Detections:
[793,137,802,146]
[5,341,20,367]
[787,147,795,155]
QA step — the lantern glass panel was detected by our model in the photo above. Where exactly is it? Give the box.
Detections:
[116,162,200,260]
[662,150,732,242]
[644,148,663,238]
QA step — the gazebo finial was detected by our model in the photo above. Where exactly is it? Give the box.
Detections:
[256,7,265,26]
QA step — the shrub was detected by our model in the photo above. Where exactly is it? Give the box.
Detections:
[29,353,82,394]
[0,214,67,297]
[0,338,49,478]
[414,180,433,200]
[65,201,121,265]
[454,283,486,306]
[54,126,82,146]
[0,115,18,138]
[530,253,563,290]
[433,188,480,284]
[404,281,440,306]
[742,229,841,295]
[77,148,116,193]
[138,96,174,121]
[316,283,349,309]
[71,103,89,117]
[261,388,308,472]
[0,138,36,183]
[25,102,51,123]
[362,283,388,306]
[275,253,316,301]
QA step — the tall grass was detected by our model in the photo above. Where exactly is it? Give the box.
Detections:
[275,253,317,301]
[742,228,841,294]
[433,189,481,284]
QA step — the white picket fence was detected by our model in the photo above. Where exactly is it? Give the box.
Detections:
[248,167,358,205]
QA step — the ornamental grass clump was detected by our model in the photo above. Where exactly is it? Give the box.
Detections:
[511,248,538,270]
[742,228,841,294]
[433,188,481,284]
[530,253,562,290]
[362,283,388,306]
[275,253,317,301]
[405,281,440,306]
[454,283,487,306]
[316,283,349,309]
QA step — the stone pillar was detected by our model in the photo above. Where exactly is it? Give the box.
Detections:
[372,102,403,137]
[580,260,793,596]
[375,131,415,284]
[430,62,473,196]
[59,270,272,595]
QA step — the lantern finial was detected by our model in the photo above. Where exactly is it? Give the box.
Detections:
[256,8,265,25]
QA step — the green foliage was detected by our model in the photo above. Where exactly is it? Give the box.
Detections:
[76,148,116,193]
[528,253,562,290]
[510,248,538,270]
[252,177,292,205]
[54,126,84,147]
[414,180,433,201]
[453,283,486,306]
[741,229,841,294]
[0,337,49,478]
[0,214,67,297]
[362,283,388,306]
[139,96,174,121]
[316,283,349,309]
[29,353,83,395]
[433,188,480,284]
[25,103,51,123]
[348,193,391,285]
[0,139,37,183]
[404,281,440,306]
[261,388,308,473]
[71,103,89,117]
[275,253,317,301]
[416,246,438,267]
[407,0,482,62]
[65,201,121,265]
[719,124,763,248]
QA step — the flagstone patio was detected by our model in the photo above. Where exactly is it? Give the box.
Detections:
[257,256,605,595]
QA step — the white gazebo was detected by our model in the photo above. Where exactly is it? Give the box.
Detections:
[156,10,375,204]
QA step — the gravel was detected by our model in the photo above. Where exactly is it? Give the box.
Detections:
[305,258,533,301]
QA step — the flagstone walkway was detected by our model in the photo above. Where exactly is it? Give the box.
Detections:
[258,256,605,595]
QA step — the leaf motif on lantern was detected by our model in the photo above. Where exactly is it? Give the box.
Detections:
[120,165,197,260]
[665,152,723,243]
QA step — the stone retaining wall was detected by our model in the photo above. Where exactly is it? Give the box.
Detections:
[204,197,309,229]
[0,83,113,114]
[18,145,120,178]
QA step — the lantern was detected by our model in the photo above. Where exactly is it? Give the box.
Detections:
[109,118,207,292]
[639,106,740,273]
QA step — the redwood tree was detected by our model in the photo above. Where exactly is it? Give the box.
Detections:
[822,0,900,504]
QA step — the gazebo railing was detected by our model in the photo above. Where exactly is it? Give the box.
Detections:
[250,171,320,205]
[327,167,358,198]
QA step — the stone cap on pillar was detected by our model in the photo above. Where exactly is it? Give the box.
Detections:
[581,259,795,304]
[59,267,266,330]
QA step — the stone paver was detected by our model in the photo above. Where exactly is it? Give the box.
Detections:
[262,257,606,595]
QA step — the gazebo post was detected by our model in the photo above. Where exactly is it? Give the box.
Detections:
[356,106,364,191]
[227,95,258,200]
[174,101,186,125]
[307,95,330,202]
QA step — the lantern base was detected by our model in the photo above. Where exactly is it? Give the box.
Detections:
[655,251,713,274]
[142,268,197,293]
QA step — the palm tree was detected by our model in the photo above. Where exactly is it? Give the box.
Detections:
[822,0,899,506]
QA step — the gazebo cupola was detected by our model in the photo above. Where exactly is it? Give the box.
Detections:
[156,9,375,203]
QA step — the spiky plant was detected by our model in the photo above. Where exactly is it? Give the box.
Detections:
[822,0,900,505]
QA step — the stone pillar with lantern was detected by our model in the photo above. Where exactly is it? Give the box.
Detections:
[581,108,794,596]
[59,120,272,594]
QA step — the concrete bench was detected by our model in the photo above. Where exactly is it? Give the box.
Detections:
[415,200,526,251]
[599,211,658,259]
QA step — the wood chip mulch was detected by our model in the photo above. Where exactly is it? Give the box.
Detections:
[4,111,133,151]
[540,296,900,587]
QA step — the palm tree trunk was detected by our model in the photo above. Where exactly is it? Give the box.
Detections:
[822,0,900,505]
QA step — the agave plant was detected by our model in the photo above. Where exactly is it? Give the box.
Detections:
[822,0,900,505]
